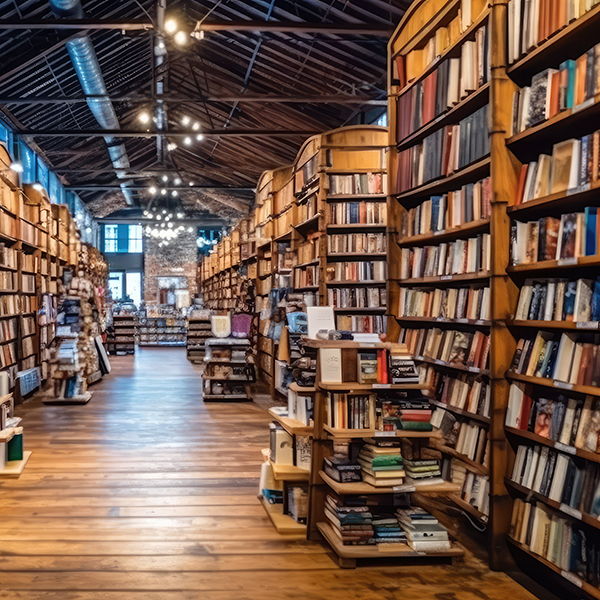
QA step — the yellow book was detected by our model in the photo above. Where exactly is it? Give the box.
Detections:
[448,15,461,46]
[435,26,450,56]
[405,49,424,83]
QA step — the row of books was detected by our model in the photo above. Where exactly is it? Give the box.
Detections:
[511,210,599,265]
[512,442,600,515]
[395,105,490,194]
[327,287,385,309]
[397,285,491,322]
[510,498,599,588]
[400,233,492,279]
[22,336,34,358]
[325,261,387,282]
[326,394,375,430]
[515,278,600,323]
[376,396,433,433]
[433,371,491,419]
[516,137,600,206]
[451,460,490,516]
[507,385,600,453]
[0,341,16,368]
[433,410,490,466]
[0,244,17,269]
[293,266,318,289]
[399,177,491,239]
[511,331,600,386]
[0,294,36,317]
[392,0,487,87]
[328,201,387,225]
[396,25,490,142]
[0,318,16,343]
[511,46,600,136]
[400,327,491,371]
[327,233,386,255]
[336,315,387,335]
[328,173,386,196]
[0,271,16,292]
[508,0,600,65]
[323,494,375,545]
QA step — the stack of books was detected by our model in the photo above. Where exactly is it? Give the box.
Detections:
[324,495,374,545]
[396,508,452,552]
[323,455,362,483]
[358,439,405,487]
[399,400,434,432]
[404,458,443,484]
[371,514,407,544]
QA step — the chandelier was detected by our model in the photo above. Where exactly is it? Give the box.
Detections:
[143,201,194,247]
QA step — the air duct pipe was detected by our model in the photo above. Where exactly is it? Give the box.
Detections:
[49,0,134,205]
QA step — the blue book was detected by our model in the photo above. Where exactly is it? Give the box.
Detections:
[430,197,442,232]
[592,280,600,322]
[585,207,597,256]
[349,202,359,224]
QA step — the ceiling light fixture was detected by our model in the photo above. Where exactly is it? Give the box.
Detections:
[174,31,188,46]
[165,19,177,33]
[181,116,190,126]
[196,134,204,141]
[192,122,200,131]
[139,111,151,124]
[10,162,23,173]
[174,177,182,185]
[184,136,192,145]
[160,189,167,196]
[149,186,157,194]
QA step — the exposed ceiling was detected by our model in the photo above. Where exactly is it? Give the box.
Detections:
[0,0,409,221]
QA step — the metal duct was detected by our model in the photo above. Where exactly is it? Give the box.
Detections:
[49,0,134,205]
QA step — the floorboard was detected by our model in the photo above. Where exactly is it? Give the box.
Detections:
[0,348,539,599]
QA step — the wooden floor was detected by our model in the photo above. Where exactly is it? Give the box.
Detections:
[0,348,540,599]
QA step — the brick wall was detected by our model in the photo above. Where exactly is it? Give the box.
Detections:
[144,230,198,304]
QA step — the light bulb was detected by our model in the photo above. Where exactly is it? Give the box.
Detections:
[32,183,43,191]
[139,111,151,124]
[149,186,157,194]
[165,19,177,33]
[167,142,177,151]
[162,175,168,182]
[172,191,178,197]
[168,213,173,218]
[160,189,166,196]
[174,178,182,185]
[10,162,23,173]
[181,116,190,126]
[174,31,188,46]
[177,212,184,219]
[162,209,167,214]
[184,136,192,145]
[192,122,200,131]
[188,181,194,186]
[168,223,173,228]
[196,134,204,141]
[188,227,194,233]
[156,215,162,220]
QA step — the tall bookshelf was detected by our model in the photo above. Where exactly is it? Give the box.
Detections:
[387,0,515,571]
[499,3,600,599]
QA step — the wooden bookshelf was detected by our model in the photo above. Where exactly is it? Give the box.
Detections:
[505,371,600,399]
[429,398,490,425]
[259,496,306,536]
[397,218,491,246]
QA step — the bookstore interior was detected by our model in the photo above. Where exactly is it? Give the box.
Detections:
[4,0,600,598]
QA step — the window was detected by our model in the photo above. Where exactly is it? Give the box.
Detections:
[375,112,388,127]
[103,224,143,253]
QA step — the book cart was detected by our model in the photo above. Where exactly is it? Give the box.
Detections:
[301,338,463,568]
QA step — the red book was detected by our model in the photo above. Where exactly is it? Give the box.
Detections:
[515,164,529,205]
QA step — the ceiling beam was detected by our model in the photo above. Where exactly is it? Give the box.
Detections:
[0,19,391,35]
[197,21,392,35]
[0,18,152,30]
[65,185,255,191]
[19,129,319,138]
[0,94,386,105]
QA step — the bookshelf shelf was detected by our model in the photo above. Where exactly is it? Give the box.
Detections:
[326,280,386,286]
[415,355,490,377]
[508,537,600,599]
[327,194,387,202]
[0,451,32,478]
[323,424,375,438]
[259,496,307,536]
[448,493,488,523]
[507,182,600,220]
[293,213,321,237]
[268,408,313,436]
[318,381,427,391]
[319,470,461,495]
[429,441,489,476]
[327,252,387,260]
[398,83,491,152]
[507,256,600,274]
[394,157,491,204]
[397,271,490,286]
[429,399,490,425]
[506,94,600,159]
[506,3,600,86]
[505,426,600,467]
[293,285,320,292]
[317,521,464,566]
[395,316,491,328]
[397,218,491,246]
[332,307,386,313]
[270,459,310,482]
[327,223,387,231]
[508,320,599,331]
[324,427,442,440]
[288,382,317,393]
[294,259,320,269]
[505,371,600,398]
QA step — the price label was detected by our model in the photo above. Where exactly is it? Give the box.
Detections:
[440,275,453,281]
[558,257,578,266]
[375,431,397,437]
[416,356,424,361]
[457,318,469,324]
[359,343,377,348]
[576,321,600,329]
[554,381,574,390]
[435,359,445,365]
[434,230,445,236]
[393,485,416,493]
[560,504,582,520]
[373,383,391,389]
[469,367,481,373]
[475,320,485,326]
[561,571,583,588]
[555,442,576,456]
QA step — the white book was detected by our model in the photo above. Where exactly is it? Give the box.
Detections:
[552,333,577,382]
[512,445,526,482]
[544,281,557,321]
[548,454,570,502]
[525,445,541,489]
[506,383,525,428]
[532,446,550,493]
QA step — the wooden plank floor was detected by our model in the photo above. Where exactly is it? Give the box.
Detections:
[0,348,539,600]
